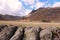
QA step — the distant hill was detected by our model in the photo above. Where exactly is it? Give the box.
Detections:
[27,7,60,22]
[0,14,22,21]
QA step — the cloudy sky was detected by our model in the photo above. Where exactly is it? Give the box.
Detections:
[0,0,60,16]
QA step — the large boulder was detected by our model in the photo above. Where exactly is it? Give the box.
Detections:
[0,26,18,40]
[51,27,60,40]
[40,27,52,40]
[10,27,24,40]
[34,27,42,40]
[0,25,8,32]
[23,27,42,40]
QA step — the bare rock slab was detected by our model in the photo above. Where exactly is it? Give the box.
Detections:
[40,27,52,40]
[23,27,42,40]
[10,27,24,40]
[0,26,17,40]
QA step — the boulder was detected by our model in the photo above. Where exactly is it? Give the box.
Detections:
[10,27,24,40]
[51,27,60,40]
[34,27,42,40]
[53,37,60,40]
[0,26,18,40]
[23,27,42,40]
[40,27,52,40]
[0,25,8,32]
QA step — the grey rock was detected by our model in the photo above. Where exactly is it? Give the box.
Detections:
[23,27,42,40]
[0,25,8,32]
[53,35,60,40]
[40,27,52,40]
[51,27,60,40]
[34,27,42,40]
[10,27,24,40]
[0,26,17,40]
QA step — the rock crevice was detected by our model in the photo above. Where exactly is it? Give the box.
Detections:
[0,25,60,40]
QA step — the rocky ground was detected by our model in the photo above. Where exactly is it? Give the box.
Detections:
[0,25,60,40]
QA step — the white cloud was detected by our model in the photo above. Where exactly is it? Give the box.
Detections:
[25,10,32,15]
[0,0,26,16]
[35,2,45,9]
[21,0,36,9]
[52,2,60,7]
[21,0,35,5]
[0,0,6,10]
[7,0,22,10]
[0,0,22,10]
[21,0,45,9]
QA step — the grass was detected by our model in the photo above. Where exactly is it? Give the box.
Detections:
[0,21,60,28]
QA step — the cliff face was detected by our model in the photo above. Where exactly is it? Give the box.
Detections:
[27,7,60,22]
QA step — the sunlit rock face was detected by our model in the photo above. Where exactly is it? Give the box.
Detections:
[0,25,18,40]
[40,27,52,40]
[10,27,24,40]
[23,27,42,40]
[0,25,60,40]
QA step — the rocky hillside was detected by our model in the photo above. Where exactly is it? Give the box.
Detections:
[0,14,22,20]
[0,25,60,40]
[27,7,60,22]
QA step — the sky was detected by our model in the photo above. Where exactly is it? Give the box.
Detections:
[0,0,60,16]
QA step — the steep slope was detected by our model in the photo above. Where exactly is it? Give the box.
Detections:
[27,7,60,22]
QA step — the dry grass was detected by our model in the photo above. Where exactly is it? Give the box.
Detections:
[0,21,60,28]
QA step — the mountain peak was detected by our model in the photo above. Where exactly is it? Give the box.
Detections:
[27,7,60,22]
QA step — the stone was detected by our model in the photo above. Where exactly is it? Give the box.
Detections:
[23,27,42,40]
[10,27,24,40]
[0,26,18,40]
[40,27,52,40]
[0,25,8,32]
[51,27,60,40]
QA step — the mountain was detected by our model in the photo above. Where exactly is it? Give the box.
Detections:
[27,7,60,22]
[0,14,22,21]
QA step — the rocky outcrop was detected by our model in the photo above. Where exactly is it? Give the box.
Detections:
[0,25,8,32]
[40,27,52,40]
[23,27,42,40]
[0,25,18,40]
[52,27,60,40]
[10,27,24,40]
[0,25,60,40]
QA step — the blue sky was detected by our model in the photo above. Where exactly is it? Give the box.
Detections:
[0,0,60,16]
[20,0,60,10]
[20,0,51,9]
